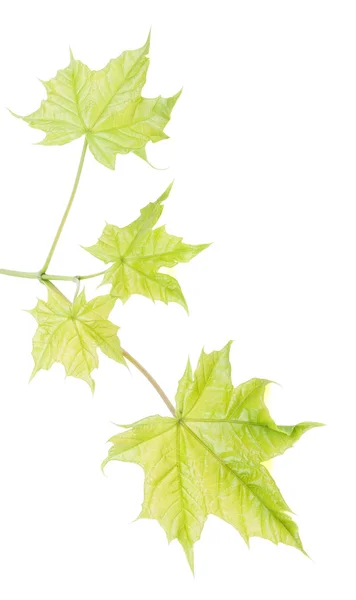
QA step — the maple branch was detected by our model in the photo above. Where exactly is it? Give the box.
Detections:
[0,268,107,282]
[121,348,176,416]
[0,269,42,280]
[40,138,88,274]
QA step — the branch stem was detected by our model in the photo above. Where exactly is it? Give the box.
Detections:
[0,268,107,282]
[0,269,40,280]
[40,138,88,274]
[121,348,176,416]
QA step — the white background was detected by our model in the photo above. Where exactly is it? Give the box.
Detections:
[0,0,355,598]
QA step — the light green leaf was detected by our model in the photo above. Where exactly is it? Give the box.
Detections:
[29,287,125,391]
[84,183,210,311]
[103,342,322,571]
[11,34,181,169]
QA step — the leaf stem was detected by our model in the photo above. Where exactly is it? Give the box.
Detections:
[40,138,88,274]
[43,279,69,301]
[121,348,176,416]
[78,270,107,281]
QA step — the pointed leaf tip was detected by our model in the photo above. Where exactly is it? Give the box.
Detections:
[8,108,22,119]
[156,180,174,204]
[145,29,151,51]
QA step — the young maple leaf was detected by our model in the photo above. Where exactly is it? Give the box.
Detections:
[11,33,181,169]
[29,287,126,391]
[83,182,210,311]
[102,342,322,572]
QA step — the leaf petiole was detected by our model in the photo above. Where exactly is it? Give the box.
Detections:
[40,138,88,274]
[121,348,176,416]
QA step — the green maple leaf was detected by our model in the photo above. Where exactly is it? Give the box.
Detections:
[83,182,210,311]
[11,33,181,169]
[29,287,125,391]
[103,342,322,571]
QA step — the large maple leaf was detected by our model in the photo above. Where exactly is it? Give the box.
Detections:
[103,342,321,571]
[29,287,125,391]
[84,182,209,310]
[11,34,180,169]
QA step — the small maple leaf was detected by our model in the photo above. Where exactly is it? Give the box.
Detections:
[103,342,322,571]
[11,33,181,169]
[29,287,125,391]
[83,182,210,311]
